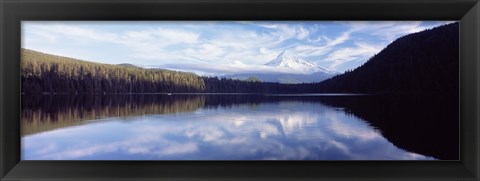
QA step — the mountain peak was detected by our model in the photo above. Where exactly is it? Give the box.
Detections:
[265,50,333,74]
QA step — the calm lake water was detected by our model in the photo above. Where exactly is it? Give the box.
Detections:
[21,94,458,160]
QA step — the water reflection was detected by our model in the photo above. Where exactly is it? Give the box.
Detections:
[21,95,206,135]
[21,94,457,160]
[318,95,459,160]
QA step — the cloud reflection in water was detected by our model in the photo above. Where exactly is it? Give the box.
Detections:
[22,101,434,160]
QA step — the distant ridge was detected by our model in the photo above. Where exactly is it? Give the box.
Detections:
[117,63,139,68]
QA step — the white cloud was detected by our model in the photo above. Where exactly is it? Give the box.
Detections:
[35,24,119,42]
[341,21,450,42]
[325,32,351,46]
[325,41,383,70]
[295,27,310,40]
[184,44,226,62]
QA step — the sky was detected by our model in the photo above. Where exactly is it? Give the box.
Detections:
[22,21,453,75]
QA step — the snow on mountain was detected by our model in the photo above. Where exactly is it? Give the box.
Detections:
[265,50,333,74]
[223,51,337,83]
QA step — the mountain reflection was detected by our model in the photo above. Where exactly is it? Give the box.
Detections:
[21,94,457,160]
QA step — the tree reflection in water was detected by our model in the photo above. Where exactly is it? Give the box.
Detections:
[21,94,458,160]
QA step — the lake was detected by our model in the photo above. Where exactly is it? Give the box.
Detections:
[21,94,458,160]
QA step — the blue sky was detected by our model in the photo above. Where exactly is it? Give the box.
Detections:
[22,21,452,75]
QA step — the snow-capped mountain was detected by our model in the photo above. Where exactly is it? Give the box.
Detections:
[265,50,333,74]
[224,51,337,84]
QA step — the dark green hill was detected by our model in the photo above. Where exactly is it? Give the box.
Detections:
[21,49,206,93]
[317,22,459,94]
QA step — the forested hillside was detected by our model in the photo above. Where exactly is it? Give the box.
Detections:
[21,49,206,93]
[317,22,459,94]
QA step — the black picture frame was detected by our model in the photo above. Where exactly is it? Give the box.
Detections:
[1,0,479,180]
